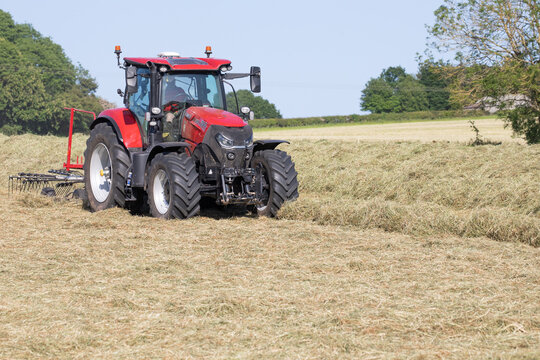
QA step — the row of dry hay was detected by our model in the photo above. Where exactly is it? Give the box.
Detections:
[279,140,540,246]
[1,133,538,245]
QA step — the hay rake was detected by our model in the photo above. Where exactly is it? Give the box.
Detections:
[9,169,84,197]
[8,108,94,198]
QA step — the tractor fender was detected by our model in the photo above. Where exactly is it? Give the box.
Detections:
[130,142,192,188]
[147,142,192,163]
[253,140,290,152]
[91,109,143,150]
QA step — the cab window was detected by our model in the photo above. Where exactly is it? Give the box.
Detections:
[161,73,224,109]
[128,68,151,141]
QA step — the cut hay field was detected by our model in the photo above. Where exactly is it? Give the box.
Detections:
[257,118,521,143]
[0,119,539,359]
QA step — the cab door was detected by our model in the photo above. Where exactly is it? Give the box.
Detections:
[128,68,151,146]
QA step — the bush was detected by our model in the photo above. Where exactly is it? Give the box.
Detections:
[0,124,23,136]
[503,107,540,144]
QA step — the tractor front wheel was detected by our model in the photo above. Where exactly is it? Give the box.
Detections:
[83,123,130,212]
[251,149,299,217]
[147,153,201,219]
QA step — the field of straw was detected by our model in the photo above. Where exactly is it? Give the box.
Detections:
[0,118,539,359]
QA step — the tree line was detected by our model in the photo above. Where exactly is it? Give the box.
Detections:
[226,90,282,119]
[361,61,453,114]
[0,10,104,136]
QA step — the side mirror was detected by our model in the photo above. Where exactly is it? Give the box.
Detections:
[250,66,261,93]
[126,66,137,94]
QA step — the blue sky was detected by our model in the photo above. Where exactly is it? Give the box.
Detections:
[1,0,442,118]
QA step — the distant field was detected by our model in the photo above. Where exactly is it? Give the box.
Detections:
[0,121,539,358]
[255,118,520,143]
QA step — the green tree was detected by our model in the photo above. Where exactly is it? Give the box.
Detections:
[0,37,53,134]
[0,9,103,135]
[361,78,400,113]
[396,76,430,112]
[381,66,407,85]
[428,0,540,143]
[417,60,453,110]
[360,66,429,113]
[226,90,282,119]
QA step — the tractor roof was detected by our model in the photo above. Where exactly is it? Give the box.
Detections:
[124,56,231,71]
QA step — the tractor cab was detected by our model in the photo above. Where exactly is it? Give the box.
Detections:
[117,47,260,149]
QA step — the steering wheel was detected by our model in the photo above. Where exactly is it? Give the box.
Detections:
[173,91,195,102]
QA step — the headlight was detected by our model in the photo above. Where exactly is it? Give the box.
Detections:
[244,134,253,146]
[216,133,234,148]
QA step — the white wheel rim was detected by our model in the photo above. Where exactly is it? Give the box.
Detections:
[153,169,170,215]
[90,143,112,203]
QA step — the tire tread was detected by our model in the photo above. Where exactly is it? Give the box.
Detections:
[253,149,299,217]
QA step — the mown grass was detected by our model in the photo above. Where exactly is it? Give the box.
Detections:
[1,124,539,358]
[0,195,539,359]
[1,133,87,179]
[279,140,539,246]
[254,115,495,132]
[256,118,519,144]
[2,131,539,246]
[249,109,490,129]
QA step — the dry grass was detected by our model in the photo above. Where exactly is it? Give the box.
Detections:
[1,133,87,179]
[257,118,521,143]
[0,194,539,359]
[1,121,539,358]
[276,140,539,246]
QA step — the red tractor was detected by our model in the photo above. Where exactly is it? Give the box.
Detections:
[83,46,298,219]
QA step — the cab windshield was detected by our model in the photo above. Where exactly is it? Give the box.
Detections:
[161,73,224,109]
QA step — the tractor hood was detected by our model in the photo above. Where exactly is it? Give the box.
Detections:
[186,107,247,128]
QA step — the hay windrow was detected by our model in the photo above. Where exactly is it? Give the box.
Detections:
[276,139,539,245]
[279,197,540,246]
[2,133,539,244]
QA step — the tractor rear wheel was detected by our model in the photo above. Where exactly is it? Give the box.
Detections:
[147,152,201,219]
[250,149,299,217]
[83,122,130,212]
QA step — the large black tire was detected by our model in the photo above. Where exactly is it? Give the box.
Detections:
[251,149,299,217]
[83,122,130,212]
[147,152,201,219]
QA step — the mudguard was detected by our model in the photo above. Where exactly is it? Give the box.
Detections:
[91,108,143,149]
[253,140,289,152]
[130,142,191,188]
[147,142,191,160]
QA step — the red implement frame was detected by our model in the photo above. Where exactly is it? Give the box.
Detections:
[63,107,96,171]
